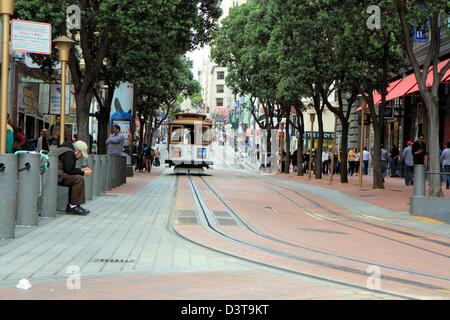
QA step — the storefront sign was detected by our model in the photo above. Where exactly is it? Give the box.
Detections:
[49,84,71,115]
[11,20,52,55]
[17,83,40,114]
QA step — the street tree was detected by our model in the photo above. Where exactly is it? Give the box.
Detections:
[15,0,221,144]
[395,0,450,197]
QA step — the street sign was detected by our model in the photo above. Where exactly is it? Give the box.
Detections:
[11,20,52,55]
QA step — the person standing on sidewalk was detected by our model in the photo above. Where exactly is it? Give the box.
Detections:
[106,124,125,156]
[389,144,400,177]
[362,147,371,175]
[50,140,92,215]
[37,128,49,153]
[381,144,390,182]
[154,146,161,167]
[440,141,450,189]
[412,134,427,165]
[48,115,61,152]
[402,141,414,186]
[322,148,330,175]
[348,147,356,176]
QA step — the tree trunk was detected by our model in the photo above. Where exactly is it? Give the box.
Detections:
[339,119,349,184]
[315,111,324,179]
[423,94,443,197]
[284,117,290,174]
[371,122,384,189]
[75,92,92,144]
[97,114,109,154]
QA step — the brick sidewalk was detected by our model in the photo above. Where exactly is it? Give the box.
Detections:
[270,172,450,214]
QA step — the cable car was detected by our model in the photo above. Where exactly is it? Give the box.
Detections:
[165,113,213,174]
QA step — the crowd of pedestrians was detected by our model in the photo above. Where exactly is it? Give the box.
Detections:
[278,134,449,189]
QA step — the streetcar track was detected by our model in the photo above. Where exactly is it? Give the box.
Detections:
[217,165,450,255]
[196,175,450,287]
[181,174,449,299]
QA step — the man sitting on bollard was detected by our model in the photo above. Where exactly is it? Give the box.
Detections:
[50,140,92,215]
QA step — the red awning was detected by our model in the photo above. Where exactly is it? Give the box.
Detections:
[356,59,450,111]
[406,59,450,94]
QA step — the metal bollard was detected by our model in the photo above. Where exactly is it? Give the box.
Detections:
[100,155,107,194]
[121,156,126,185]
[0,154,18,239]
[39,155,58,217]
[414,164,426,196]
[16,153,41,226]
[111,155,117,188]
[92,154,101,196]
[84,154,94,200]
[107,155,113,190]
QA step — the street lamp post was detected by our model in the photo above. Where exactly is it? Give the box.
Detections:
[329,111,338,184]
[53,36,75,145]
[359,97,366,189]
[0,0,13,153]
[308,111,315,180]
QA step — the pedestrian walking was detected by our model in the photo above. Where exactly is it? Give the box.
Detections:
[440,141,450,189]
[237,151,245,170]
[37,128,49,153]
[106,124,125,156]
[49,140,92,215]
[154,146,161,167]
[362,148,371,175]
[412,134,427,165]
[389,144,400,177]
[322,148,330,175]
[348,147,356,176]
[381,144,390,182]
[355,148,360,175]
[6,113,14,154]
[402,141,414,186]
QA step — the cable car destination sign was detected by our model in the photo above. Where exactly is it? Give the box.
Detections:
[11,20,52,55]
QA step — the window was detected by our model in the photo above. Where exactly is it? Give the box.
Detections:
[216,98,224,107]
[170,126,183,143]
[216,84,224,93]
[217,71,225,80]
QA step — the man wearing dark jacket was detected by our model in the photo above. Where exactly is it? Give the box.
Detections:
[50,140,92,215]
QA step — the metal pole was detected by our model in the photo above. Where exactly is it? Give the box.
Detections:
[0,2,13,153]
[330,113,338,183]
[413,164,425,196]
[59,60,66,144]
[84,154,94,200]
[92,154,101,196]
[359,99,365,189]
[308,114,315,180]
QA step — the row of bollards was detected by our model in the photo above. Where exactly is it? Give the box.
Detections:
[0,153,127,239]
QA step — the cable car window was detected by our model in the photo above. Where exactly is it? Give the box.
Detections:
[183,126,194,145]
[171,126,183,143]
[201,126,211,145]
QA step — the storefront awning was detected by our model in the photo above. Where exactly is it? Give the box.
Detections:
[356,58,450,111]
[405,59,450,94]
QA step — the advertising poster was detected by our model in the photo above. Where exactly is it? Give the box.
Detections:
[49,84,71,115]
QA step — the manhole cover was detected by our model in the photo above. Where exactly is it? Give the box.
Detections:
[93,258,134,263]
